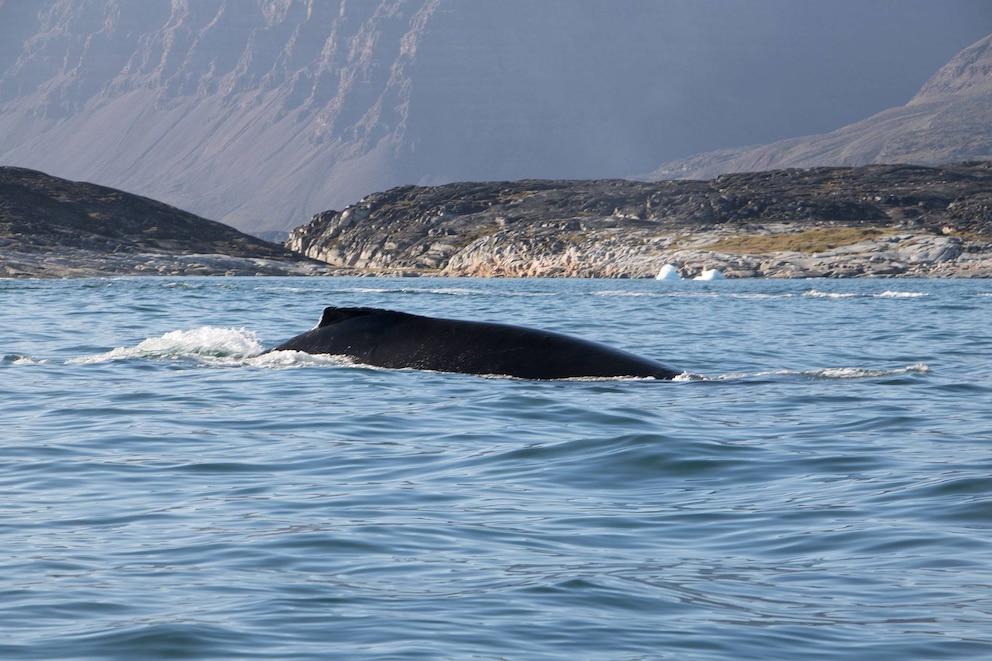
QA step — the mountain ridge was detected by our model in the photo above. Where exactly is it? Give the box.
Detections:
[649,33,992,180]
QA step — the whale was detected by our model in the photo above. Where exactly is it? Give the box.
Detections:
[266,307,681,380]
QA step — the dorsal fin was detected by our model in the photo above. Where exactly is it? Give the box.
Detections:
[318,307,388,328]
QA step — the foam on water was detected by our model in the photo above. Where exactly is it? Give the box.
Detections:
[68,327,263,365]
[803,290,858,298]
[64,327,367,370]
[718,363,931,380]
[805,289,928,299]
[878,290,928,298]
[247,349,356,369]
[2,353,47,365]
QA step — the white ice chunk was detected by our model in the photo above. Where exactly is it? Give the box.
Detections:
[655,264,682,280]
[693,268,724,280]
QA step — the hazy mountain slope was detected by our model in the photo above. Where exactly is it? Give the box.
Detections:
[0,0,436,234]
[649,33,992,180]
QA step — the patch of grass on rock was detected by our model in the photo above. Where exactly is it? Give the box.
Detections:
[702,227,893,255]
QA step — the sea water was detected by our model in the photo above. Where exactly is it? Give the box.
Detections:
[2,276,991,659]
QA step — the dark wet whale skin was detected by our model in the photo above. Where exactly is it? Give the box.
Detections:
[268,307,681,380]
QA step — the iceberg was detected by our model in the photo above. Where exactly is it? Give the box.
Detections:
[694,268,725,281]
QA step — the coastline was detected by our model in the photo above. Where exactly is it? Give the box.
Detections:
[3,230,990,280]
[0,249,345,279]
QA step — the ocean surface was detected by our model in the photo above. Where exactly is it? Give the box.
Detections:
[2,276,991,659]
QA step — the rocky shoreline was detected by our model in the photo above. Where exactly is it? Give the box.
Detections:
[431,226,992,279]
[6,231,988,279]
[0,248,343,278]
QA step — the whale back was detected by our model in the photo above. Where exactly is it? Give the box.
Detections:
[318,307,385,328]
[271,307,680,380]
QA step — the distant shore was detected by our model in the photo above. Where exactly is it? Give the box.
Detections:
[4,235,990,279]
[0,249,346,279]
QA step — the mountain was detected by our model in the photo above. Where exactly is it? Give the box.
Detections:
[0,0,439,236]
[649,33,992,180]
[1,1,987,235]
[0,166,326,277]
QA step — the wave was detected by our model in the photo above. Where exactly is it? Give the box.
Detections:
[325,286,490,296]
[804,289,928,299]
[593,290,800,300]
[717,363,930,380]
[2,353,48,365]
[878,290,928,298]
[725,293,798,299]
[597,289,824,301]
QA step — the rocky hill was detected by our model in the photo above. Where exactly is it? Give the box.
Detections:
[287,162,992,278]
[650,33,992,179]
[0,167,330,277]
[4,163,992,279]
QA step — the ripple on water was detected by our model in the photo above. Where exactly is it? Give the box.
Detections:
[2,277,992,659]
